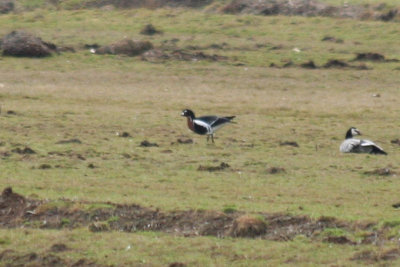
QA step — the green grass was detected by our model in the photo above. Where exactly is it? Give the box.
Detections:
[2,228,397,266]
[0,7,400,266]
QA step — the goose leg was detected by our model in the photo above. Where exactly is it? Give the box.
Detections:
[207,135,210,142]
[211,134,214,143]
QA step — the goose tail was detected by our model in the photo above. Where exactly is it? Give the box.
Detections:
[371,146,387,155]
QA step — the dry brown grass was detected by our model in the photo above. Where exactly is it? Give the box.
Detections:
[229,215,267,237]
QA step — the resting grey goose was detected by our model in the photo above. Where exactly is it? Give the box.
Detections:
[339,127,387,155]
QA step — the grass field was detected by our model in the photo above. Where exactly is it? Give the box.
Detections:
[1,5,400,266]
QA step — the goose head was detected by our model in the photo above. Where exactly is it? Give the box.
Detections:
[181,109,195,119]
[345,127,361,139]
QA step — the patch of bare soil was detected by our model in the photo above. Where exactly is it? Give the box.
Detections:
[324,59,349,68]
[83,0,212,9]
[0,0,14,14]
[364,167,397,176]
[11,146,36,154]
[48,151,86,160]
[177,138,193,144]
[141,49,227,62]
[271,59,369,70]
[0,249,107,267]
[266,167,285,174]
[116,131,131,138]
[95,39,153,56]
[169,263,187,267]
[321,36,343,43]
[198,162,230,172]
[38,163,52,169]
[353,52,399,62]
[220,0,400,21]
[351,248,400,263]
[140,140,159,147]
[391,139,400,146]
[49,243,69,253]
[55,138,82,144]
[0,187,396,245]
[354,52,385,61]
[300,60,317,69]
[323,236,355,245]
[279,141,299,147]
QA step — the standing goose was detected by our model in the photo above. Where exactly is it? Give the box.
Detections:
[340,127,387,155]
[181,109,235,143]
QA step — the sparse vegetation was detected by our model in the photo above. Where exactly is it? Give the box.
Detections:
[0,1,400,266]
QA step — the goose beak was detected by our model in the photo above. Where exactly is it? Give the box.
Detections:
[356,130,362,135]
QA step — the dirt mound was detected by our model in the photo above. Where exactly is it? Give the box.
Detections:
[272,58,371,70]
[0,0,14,14]
[300,60,317,69]
[378,8,398,22]
[140,140,159,147]
[220,0,400,21]
[229,215,267,237]
[0,187,393,243]
[83,0,211,9]
[324,59,349,68]
[95,39,153,56]
[0,187,39,228]
[266,167,285,174]
[11,146,36,154]
[140,24,162,35]
[1,31,56,57]
[221,0,337,16]
[354,52,385,61]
